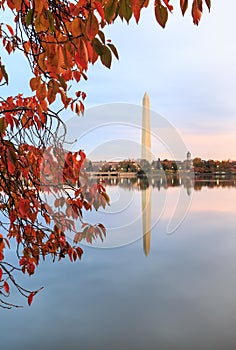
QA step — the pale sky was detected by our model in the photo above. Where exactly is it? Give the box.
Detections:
[1,0,236,160]
[78,0,236,161]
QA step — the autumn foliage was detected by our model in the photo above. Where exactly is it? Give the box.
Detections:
[0,0,211,308]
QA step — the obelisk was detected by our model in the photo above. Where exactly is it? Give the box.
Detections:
[142,92,151,163]
[141,92,151,256]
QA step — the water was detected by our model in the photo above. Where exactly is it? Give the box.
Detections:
[1,177,236,350]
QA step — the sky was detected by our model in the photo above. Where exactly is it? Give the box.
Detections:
[1,0,236,160]
[78,0,236,161]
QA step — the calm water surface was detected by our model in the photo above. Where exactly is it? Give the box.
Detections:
[1,178,236,350]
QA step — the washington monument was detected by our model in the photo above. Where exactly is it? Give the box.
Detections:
[142,92,151,163]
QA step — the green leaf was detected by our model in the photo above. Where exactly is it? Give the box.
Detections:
[118,0,132,23]
[105,0,118,23]
[0,117,6,134]
[101,191,110,205]
[92,38,104,56]
[101,46,112,68]
[155,1,168,28]
[98,30,106,44]
[56,74,67,90]
[197,0,203,12]
[26,9,34,26]
[46,11,55,32]
[9,147,17,165]
[107,43,119,60]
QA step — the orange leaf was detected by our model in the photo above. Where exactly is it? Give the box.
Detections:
[36,82,47,101]
[30,76,41,92]
[86,13,99,41]
[5,41,13,54]
[131,0,147,23]
[12,0,22,11]
[28,292,35,306]
[192,0,202,25]
[23,41,31,54]
[75,39,88,70]
[75,103,80,114]
[57,45,65,69]
[6,24,14,36]
[43,212,51,224]
[71,18,83,37]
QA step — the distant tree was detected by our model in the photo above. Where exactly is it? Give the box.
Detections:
[171,162,178,172]
[85,160,94,172]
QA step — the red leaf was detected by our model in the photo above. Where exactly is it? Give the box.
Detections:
[7,159,15,174]
[192,0,202,25]
[28,292,35,306]
[94,1,105,21]
[19,199,30,217]
[75,39,88,71]
[4,281,10,294]
[3,237,10,248]
[79,150,86,164]
[68,247,73,262]
[76,246,83,259]
[73,70,81,82]
[6,114,14,130]
[0,268,2,281]
[163,0,173,12]
[131,0,142,23]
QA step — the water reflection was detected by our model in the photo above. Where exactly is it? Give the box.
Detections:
[85,175,236,255]
[142,184,151,256]
[1,179,236,350]
[92,174,236,192]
